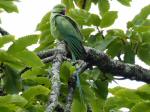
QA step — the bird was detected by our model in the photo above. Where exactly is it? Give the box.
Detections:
[50,4,86,102]
[50,4,86,61]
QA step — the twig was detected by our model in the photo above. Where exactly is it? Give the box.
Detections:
[96,26,104,39]
[46,42,66,112]
[37,48,59,59]
[42,55,55,63]
[117,52,122,61]
[0,27,9,36]
[19,67,32,75]
[82,0,87,9]
[65,62,88,112]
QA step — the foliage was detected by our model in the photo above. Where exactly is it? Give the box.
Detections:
[0,0,149,112]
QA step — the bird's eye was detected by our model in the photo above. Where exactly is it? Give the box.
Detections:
[60,10,65,15]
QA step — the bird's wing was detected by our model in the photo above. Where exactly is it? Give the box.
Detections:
[55,15,85,59]
[55,15,83,41]
[64,15,83,41]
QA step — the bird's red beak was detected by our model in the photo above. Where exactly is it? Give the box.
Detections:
[64,9,67,14]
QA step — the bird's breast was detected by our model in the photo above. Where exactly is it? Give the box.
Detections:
[50,15,63,40]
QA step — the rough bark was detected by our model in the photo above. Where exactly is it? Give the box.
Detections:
[46,42,66,112]
[39,47,150,83]
[85,47,150,83]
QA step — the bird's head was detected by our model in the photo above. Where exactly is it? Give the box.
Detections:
[51,4,66,15]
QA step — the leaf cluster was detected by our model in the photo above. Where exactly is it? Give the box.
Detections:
[0,0,150,112]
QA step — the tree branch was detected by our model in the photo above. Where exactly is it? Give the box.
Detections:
[85,47,150,83]
[0,27,9,36]
[65,63,88,112]
[37,48,59,59]
[38,47,150,83]
[46,42,66,112]
[42,55,55,63]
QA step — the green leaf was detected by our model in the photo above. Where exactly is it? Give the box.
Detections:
[94,79,108,99]
[81,78,105,112]
[89,13,101,26]
[107,29,126,38]
[90,98,105,112]
[3,64,22,94]
[109,86,123,94]
[100,11,118,28]
[98,0,110,16]
[23,85,50,100]
[36,12,55,51]
[0,35,15,48]
[36,30,54,51]
[136,84,150,100]
[21,67,50,87]
[110,87,142,102]
[81,28,95,39]
[129,4,150,27]
[141,32,150,44]
[71,98,87,112]
[23,77,50,88]
[8,34,39,53]
[100,35,117,50]
[0,95,27,112]
[117,0,131,6]
[135,26,150,32]
[36,12,50,31]
[137,84,150,95]
[61,0,74,10]
[124,44,135,64]
[88,33,116,51]
[34,38,54,51]
[11,50,44,68]
[137,43,150,65]
[88,33,117,50]
[142,19,150,26]
[0,51,23,68]
[130,31,142,43]
[21,68,47,79]
[60,62,75,83]
[74,0,92,11]
[25,104,45,112]
[0,95,28,107]
[68,9,101,26]
[0,0,18,13]
[131,101,150,112]
[39,30,53,44]
[106,39,123,58]
[104,97,134,112]
[106,29,125,58]
[0,106,11,112]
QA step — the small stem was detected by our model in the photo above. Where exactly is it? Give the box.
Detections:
[0,27,9,36]
[37,48,59,59]
[96,26,104,39]
[82,0,87,9]
[42,55,55,63]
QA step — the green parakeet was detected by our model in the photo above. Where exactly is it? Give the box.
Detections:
[50,4,86,60]
[50,4,86,103]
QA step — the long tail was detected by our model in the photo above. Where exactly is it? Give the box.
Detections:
[73,69,84,104]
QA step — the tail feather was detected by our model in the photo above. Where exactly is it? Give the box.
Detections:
[64,36,86,60]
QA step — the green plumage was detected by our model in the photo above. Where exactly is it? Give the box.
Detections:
[50,4,86,60]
